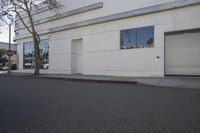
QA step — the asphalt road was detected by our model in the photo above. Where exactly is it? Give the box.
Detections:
[0,76,200,133]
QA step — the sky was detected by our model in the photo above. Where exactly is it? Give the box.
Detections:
[0,25,15,43]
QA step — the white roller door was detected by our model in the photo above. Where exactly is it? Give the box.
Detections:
[165,30,200,75]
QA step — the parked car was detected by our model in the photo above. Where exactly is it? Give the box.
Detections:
[1,66,8,71]
[43,63,49,69]
[0,63,3,70]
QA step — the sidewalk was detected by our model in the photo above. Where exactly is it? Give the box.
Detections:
[1,71,200,90]
[33,74,200,90]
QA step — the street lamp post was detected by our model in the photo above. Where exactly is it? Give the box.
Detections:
[0,15,13,74]
[8,24,11,74]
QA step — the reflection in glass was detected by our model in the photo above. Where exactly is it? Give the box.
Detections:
[23,39,49,69]
[120,26,154,49]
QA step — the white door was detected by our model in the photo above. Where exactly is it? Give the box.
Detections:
[165,30,200,75]
[71,39,83,74]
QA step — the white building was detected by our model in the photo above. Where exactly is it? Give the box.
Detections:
[0,42,17,51]
[15,0,200,77]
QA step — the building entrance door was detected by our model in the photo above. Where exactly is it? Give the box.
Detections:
[71,39,83,74]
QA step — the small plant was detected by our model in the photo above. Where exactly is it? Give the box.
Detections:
[11,61,17,70]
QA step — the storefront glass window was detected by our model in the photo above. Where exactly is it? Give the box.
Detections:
[23,39,49,69]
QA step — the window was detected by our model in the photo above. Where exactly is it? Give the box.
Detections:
[24,42,34,69]
[23,39,49,69]
[15,31,19,35]
[15,22,19,29]
[120,26,154,49]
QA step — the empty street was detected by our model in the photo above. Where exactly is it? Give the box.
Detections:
[0,76,200,133]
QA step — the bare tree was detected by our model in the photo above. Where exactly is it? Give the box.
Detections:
[0,0,60,75]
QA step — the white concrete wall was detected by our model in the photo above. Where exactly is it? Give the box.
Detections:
[16,0,177,37]
[49,5,200,77]
[16,1,200,77]
[17,42,24,70]
[48,38,72,74]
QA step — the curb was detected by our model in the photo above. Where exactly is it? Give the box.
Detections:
[0,74,137,85]
[35,76,138,85]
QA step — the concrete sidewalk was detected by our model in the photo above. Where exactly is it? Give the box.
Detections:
[134,76,200,90]
[1,71,200,90]
[35,74,200,90]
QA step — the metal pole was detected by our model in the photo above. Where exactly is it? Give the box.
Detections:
[8,24,11,74]
[0,17,13,74]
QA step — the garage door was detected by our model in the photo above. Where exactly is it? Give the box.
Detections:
[165,30,200,76]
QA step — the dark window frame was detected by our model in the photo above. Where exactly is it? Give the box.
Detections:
[120,26,154,50]
[23,39,49,69]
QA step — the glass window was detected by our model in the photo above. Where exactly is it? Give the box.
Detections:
[15,23,19,29]
[23,39,49,69]
[120,26,154,49]
[24,42,34,69]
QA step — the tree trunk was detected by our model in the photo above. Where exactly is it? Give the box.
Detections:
[23,0,41,75]
[33,35,40,75]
